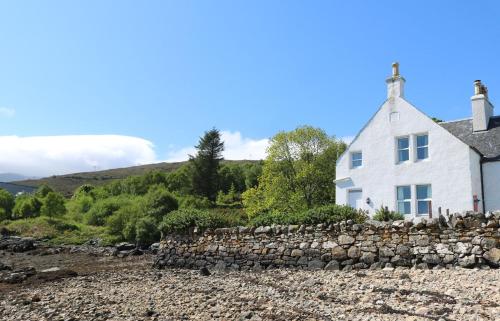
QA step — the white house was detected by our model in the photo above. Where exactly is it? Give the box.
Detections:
[335,63,500,218]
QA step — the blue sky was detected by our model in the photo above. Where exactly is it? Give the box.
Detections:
[0,1,499,176]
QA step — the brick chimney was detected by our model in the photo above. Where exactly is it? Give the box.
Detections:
[386,62,405,99]
[471,80,494,132]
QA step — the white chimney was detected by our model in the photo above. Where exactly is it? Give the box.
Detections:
[386,62,405,99]
[471,80,494,132]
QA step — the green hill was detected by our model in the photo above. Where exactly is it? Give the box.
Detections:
[14,160,258,197]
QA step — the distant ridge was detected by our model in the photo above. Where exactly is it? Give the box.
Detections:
[0,173,36,182]
[14,160,258,197]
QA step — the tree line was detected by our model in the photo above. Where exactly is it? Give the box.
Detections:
[0,125,365,246]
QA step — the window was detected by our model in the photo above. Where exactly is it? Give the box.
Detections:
[416,135,428,160]
[397,137,410,162]
[351,152,362,168]
[397,186,411,215]
[417,185,432,215]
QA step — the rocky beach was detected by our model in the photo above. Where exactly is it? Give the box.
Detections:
[0,239,498,321]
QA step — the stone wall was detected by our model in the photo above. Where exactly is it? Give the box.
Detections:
[154,212,500,271]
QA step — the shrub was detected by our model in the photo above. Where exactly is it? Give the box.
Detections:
[249,204,368,227]
[0,188,15,219]
[84,196,132,226]
[105,202,143,241]
[301,204,367,225]
[35,184,54,198]
[249,211,304,227]
[373,206,404,221]
[12,194,42,219]
[40,192,67,219]
[159,209,230,234]
[135,216,160,245]
[144,186,178,222]
[66,195,94,222]
[177,194,213,209]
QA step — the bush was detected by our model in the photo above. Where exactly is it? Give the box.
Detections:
[105,202,143,241]
[159,209,230,234]
[12,194,42,219]
[40,192,67,219]
[301,204,367,225]
[373,206,404,221]
[178,194,213,209]
[144,186,178,222]
[84,196,132,226]
[0,188,15,219]
[66,195,94,222]
[249,204,367,227]
[249,211,304,227]
[135,216,160,245]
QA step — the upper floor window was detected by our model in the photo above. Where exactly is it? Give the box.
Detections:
[416,135,429,160]
[351,152,362,168]
[396,186,411,215]
[397,137,410,162]
[416,184,432,215]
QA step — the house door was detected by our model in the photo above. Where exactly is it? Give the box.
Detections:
[348,189,363,209]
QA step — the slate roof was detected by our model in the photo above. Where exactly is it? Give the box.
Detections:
[0,182,37,195]
[440,116,500,161]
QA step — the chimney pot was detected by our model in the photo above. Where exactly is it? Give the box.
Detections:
[386,62,405,98]
[471,80,494,132]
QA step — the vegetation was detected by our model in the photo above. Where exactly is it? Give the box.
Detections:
[373,206,405,221]
[190,128,225,201]
[242,126,347,218]
[1,125,368,246]
[249,204,367,227]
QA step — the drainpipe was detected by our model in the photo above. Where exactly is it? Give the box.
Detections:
[480,158,486,213]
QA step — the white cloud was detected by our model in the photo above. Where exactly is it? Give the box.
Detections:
[0,135,157,177]
[0,107,15,118]
[166,131,269,162]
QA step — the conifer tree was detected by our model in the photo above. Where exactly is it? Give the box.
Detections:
[189,128,224,201]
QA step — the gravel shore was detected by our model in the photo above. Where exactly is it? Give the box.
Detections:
[1,265,498,321]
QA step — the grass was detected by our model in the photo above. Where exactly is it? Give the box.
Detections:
[0,216,118,245]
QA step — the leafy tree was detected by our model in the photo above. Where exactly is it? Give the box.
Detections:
[190,128,224,201]
[40,192,67,219]
[35,184,54,198]
[242,126,346,217]
[243,161,263,189]
[84,196,132,226]
[177,194,213,209]
[0,188,15,220]
[216,184,241,208]
[144,185,178,222]
[165,164,193,195]
[12,194,42,219]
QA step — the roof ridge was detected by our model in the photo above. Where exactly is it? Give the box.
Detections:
[440,117,472,124]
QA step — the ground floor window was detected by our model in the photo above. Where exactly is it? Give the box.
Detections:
[396,186,411,214]
[416,184,432,215]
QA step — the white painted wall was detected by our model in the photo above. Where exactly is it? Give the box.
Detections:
[335,96,480,218]
[483,161,500,211]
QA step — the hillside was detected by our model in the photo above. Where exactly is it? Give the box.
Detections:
[14,160,258,197]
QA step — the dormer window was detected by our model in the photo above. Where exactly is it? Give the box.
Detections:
[397,137,410,162]
[351,152,362,168]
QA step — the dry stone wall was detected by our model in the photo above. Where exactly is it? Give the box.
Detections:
[154,212,500,271]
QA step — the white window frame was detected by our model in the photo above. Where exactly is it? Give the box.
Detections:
[416,134,429,160]
[396,136,410,163]
[351,151,362,168]
[416,184,432,215]
[396,185,412,215]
